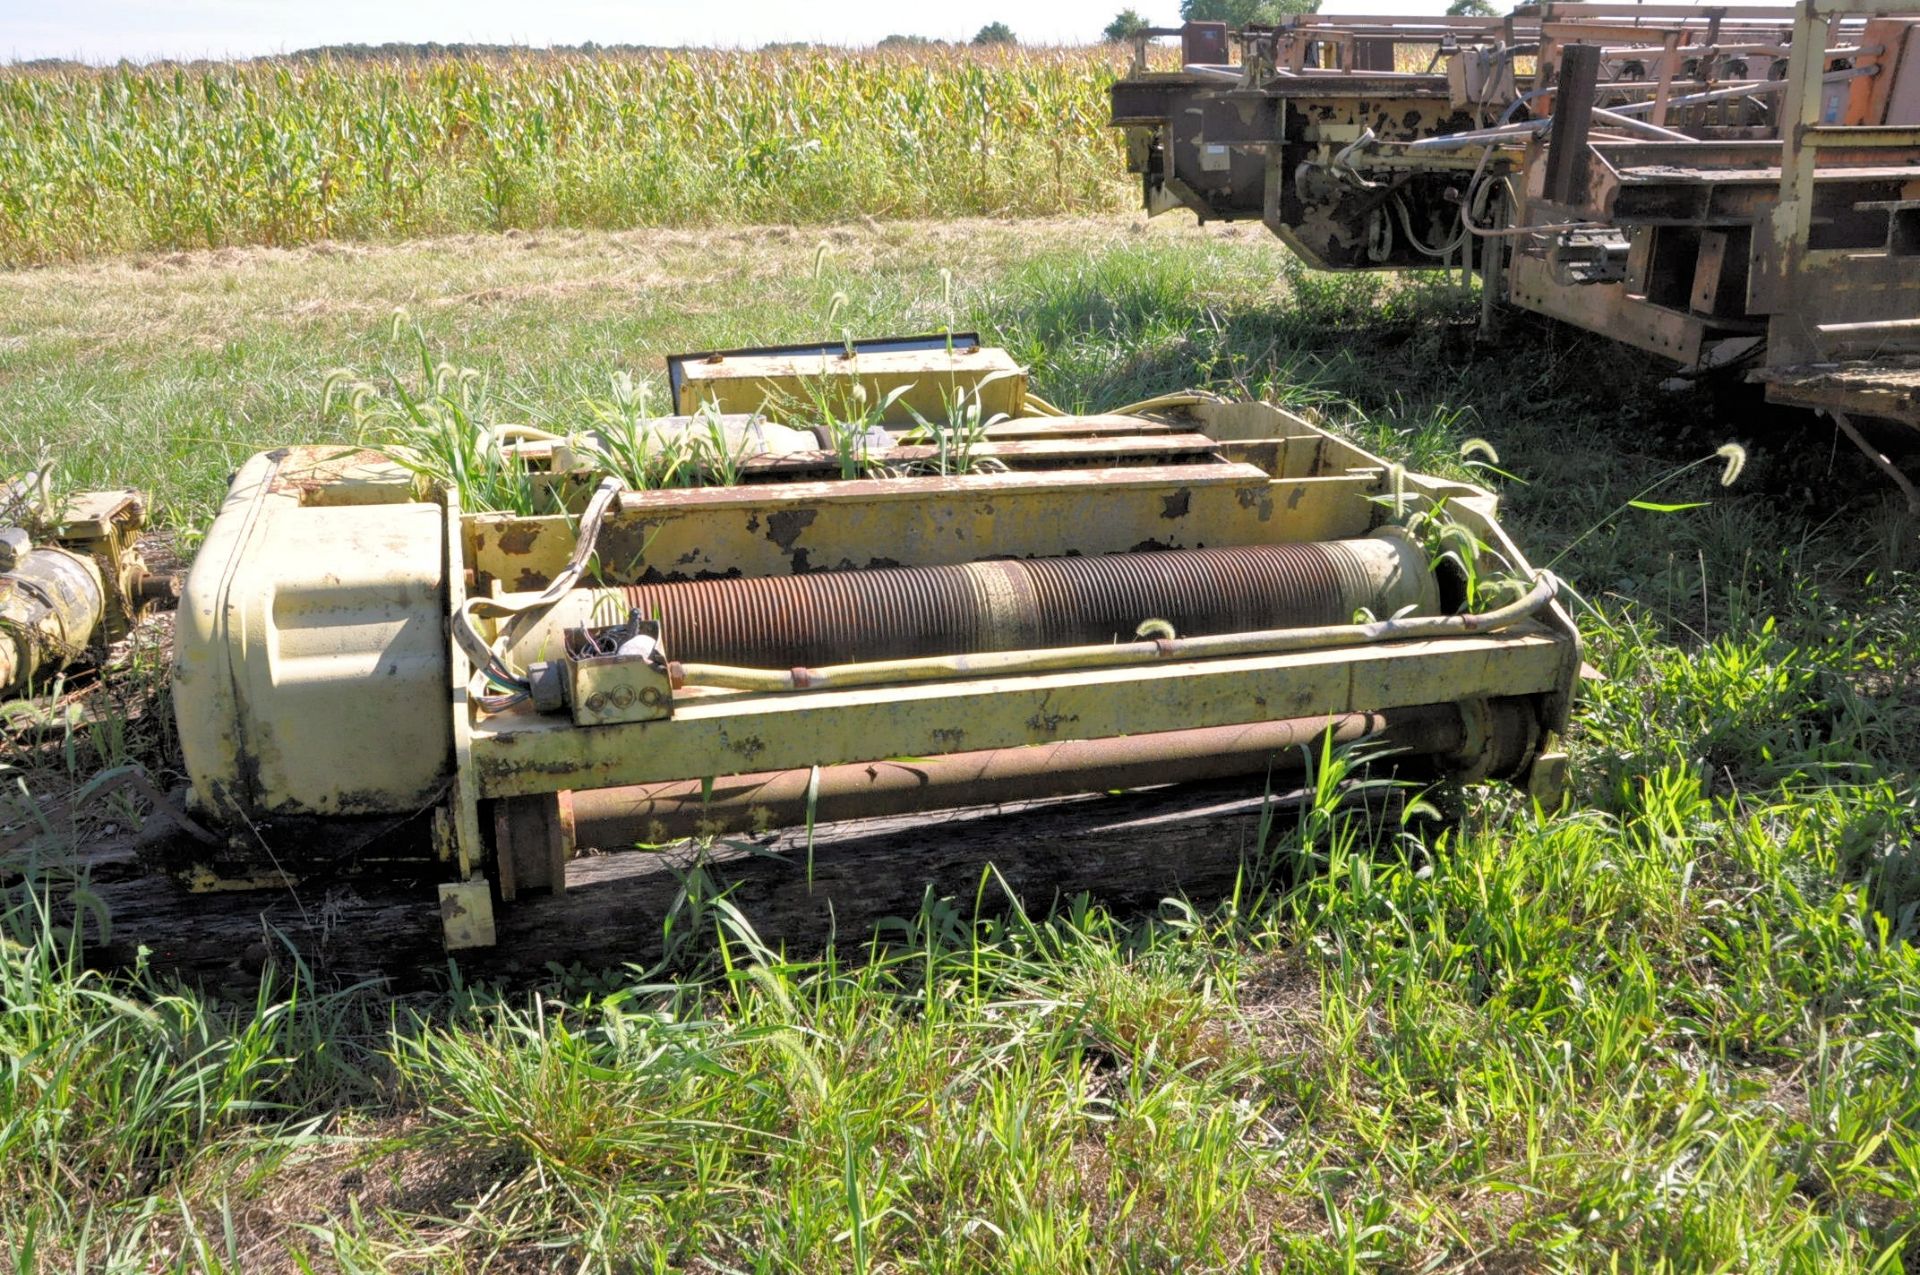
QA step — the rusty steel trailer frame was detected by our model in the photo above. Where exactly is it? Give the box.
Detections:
[1111,0,1920,507]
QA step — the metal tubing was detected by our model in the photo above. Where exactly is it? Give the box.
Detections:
[565,704,1475,845]
[1605,66,1865,117]
[1405,122,1546,151]
[673,573,1559,695]
[1590,107,1694,141]
[1411,68,1864,153]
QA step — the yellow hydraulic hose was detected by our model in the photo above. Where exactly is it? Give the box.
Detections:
[1021,390,1225,419]
[1105,391,1226,417]
[676,573,1560,694]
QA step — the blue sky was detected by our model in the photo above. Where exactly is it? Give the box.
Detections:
[3,0,1455,63]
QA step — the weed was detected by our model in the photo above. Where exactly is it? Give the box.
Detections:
[331,336,548,514]
[3,219,1917,1271]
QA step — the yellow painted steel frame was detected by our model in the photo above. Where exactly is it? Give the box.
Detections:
[439,485,496,950]
[471,634,1569,797]
[437,400,1580,946]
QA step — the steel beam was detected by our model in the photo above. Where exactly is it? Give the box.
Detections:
[468,629,1571,799]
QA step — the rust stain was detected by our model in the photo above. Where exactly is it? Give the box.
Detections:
[495,523,540,556]
[1026,708,1079,734]
[267,448,399,497]
[765,508,818,551]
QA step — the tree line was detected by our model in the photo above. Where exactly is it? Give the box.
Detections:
[23,0,1503,73]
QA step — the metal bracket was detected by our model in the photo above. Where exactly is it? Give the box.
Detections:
[441,485,493,949]
[438,879,497,950]
[562,616,674,727]
[1525,748,1573,812]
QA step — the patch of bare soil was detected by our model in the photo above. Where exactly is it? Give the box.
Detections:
[151,1115,535,1273]
[1234,947,1326,1064]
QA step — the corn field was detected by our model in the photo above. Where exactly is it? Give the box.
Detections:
[0,47,1134,266]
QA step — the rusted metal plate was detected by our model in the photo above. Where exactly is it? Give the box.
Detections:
[437,879,496,950]
[263,446,415,506]
[1545,43,1602,206]
[1755,358,1920,426]
[50,489,141,536]
[1111,77,1196,126]
[469,629,1570,798]
[1508,252,1709,363]
[1264,81,1458,102]
[468,464,1382,590]
[1690,229,1735,313]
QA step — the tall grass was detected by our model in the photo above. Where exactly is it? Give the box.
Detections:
[3,213,1916,1269]
[0,46,1131,265]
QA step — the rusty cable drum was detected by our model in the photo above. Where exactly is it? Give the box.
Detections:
[555,529,1440,668]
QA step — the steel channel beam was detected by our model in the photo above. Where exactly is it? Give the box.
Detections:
[467,462,1388,591]
[1546,43,1603,206]
[468,629,1570,799]
[1507,253,1709,363]
[1807,0,1920,17]
[1800,125,1920,149]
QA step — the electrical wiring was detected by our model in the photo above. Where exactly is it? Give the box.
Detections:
[1367,207,1394,262]
[455,475,622,699]
[1391,191,1468,259]
[1458,143,1607,240]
